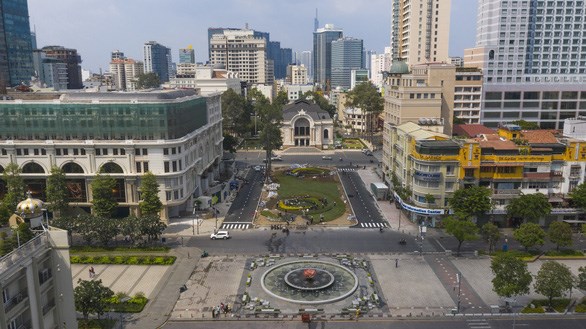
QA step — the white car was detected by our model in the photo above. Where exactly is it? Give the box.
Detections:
[210,230,230,240]
[322,155,332,160]
[254,165,261,171]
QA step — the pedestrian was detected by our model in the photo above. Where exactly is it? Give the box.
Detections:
[88,268,92,278]
[211,307,215,318]
[220,303,225,313]
[215,305,221,318]
[395,259,399,268]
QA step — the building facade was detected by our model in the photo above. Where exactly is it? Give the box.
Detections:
[313,24,343,89]
[331,37,364,90]
[179,46,195,64]
[464,0,586,130]
[41,46,83,90]
[32,50,68,91]
[0,0,34,90]
[390,0,452,66]
[0,229,77,329]
[453,67,483,124]
[209,30,270,85]
[281,100,334,149]
[109,58,144,91]
[143,41,171,83]
[286,64,308,85]
[0,89,223,221]
[166,65,241,96]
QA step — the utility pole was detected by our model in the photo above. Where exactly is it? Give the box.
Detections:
[456,272,462,313]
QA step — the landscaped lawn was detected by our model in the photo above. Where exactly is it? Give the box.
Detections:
[273,170,346,221]
[342,138,366,149]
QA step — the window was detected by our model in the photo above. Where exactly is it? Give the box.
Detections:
[164,161,170,173]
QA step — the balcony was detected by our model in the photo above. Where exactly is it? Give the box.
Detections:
[39,268,53,285]
[4,290,28,313]
[42,298,56,315]
[493,189,521,195]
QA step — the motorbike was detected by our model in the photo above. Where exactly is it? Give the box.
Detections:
[201,250,209,258]
[399,239,407,245]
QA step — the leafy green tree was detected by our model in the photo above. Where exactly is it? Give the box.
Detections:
[578,266,586,291]
[424,194,435,206]
[1,163,27,224]
[223,133,239,153]
[513,222,545,252]
[533,261,575,309]
[93,217,119,246]
[91,173,118,218]
[448,186,493,219]
[443,217,478,256]
[570,182,586,211]
[77,215,99,245]
[135,72,160,89]
[14,222,34,246]
[138,172,163,217]
[481,222,501,253]
[273,90,289,106]
[0,232,12,256]
[221,89,251,137]
[490,252,532,298]
[345,82,383,142]
[140,215,167,241]
[511,120,539,130]
[547,221,573,251]
[253,90,283,177]
[50,216,80,241]
[506,193,552,224]
[120,216,143,245]
[74,279,114,320]
[45,166,69,217]
[301,90,336,117]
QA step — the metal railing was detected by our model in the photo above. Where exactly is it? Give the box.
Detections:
[42,298,56,315]
[4,289,28,313]
[0,233,48,276]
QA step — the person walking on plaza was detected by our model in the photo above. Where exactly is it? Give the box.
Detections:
[395,259,399,268]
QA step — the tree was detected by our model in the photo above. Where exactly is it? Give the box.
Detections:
[138,172,163,217]
[511,120,539,130]
[578,266,586,291]
[424,194,435,206]
[490,252,532,298]
[74,279,114,320]
[443,217,478,256]
[50,216,80,241]
[302,90,336,118]
[547,221,573,251]
[534,261,575,309]
[1,163,27,223]
[253,90,283,178]
[221,89,251,137]
[448,186,493,219]
[91,173,118,218]
[140,215,167,241]
[135,72,160,89]
[45,166,69,217]
[223,133,239,153]
[273,90,289,106]
[13,222,34,246]
[570,182,586,211]
[505,193,552,224]
[481,222,501,253]
[513,222,545,252]
[345,82,383,142]
[120,216,143,245]
[93,217,119,246]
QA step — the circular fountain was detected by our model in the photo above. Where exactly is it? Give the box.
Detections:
[261,260,358,304]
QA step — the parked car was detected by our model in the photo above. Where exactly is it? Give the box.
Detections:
[365,151,373,156]
[271,155,283,161]
[254,165,261,171]
[210,230,230,240]
[322,155,332,160]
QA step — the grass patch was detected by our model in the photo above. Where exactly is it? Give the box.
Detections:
[71,255,176,265]
[70,246,170,253]
[342,138,365,149]
[576,299,586,313]
[260,210,280,220]
[78,319,117,329]
[528,298,571,313]
[240,138,263,149]
[274,171,345,221]
[521,306,545,313]
[492,250,541,262]
[291,167,330,176]
[543,249,584,257]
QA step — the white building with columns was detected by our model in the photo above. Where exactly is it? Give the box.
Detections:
[280,100,334,149]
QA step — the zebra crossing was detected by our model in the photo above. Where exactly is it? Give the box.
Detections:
[466,318,491,329]
[358,222,387,228]
[220,222,251,230]
[337,168,356,172]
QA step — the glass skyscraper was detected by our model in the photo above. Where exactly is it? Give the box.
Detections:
[331,37,364,90]
[0,0,34,89]
[313,24,343,89]
[144,41,172,82]
[179,46,195,64]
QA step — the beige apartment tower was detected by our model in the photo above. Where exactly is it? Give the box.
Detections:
[391,0,452,66]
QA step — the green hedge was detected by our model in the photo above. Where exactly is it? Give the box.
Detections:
[71,255,176,265]
[71,246,170,253]
[529,298,570,313]
[521,306,545,313]
[575,303,586,313]
[544,249,584,257]
[77,319,116,329]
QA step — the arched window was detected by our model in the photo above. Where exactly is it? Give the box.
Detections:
[22,162,45,174]
[323,129,329,139]
[62,162,85,174]
[489,50,495,60]
[100,162,124,174]
[294,118,311,136]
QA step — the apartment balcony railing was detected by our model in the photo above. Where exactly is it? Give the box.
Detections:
[493,189,522,195]
[4,289,28,313]
[42,298,56,315]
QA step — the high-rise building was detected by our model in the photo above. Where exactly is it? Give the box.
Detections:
[286,64,308,85]
[143,41,171,82]
[331,37,364,90]
[42,46,83,89]
[371,48,392,88]
[300,51,312,81]
[464,0,586,130]
[179,45,195,64]
[313,24,343,89]
[390,0,452,66]
[32,49,68,90]
[209,29,270,84]
[109,58,144,91]
[111,50,125,60]
[0,0,34,90]
[314,8,319,32]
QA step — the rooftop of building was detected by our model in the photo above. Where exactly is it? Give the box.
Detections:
[521,130,560,144]
[3,89,200,103]
[453,124,496,138]
[282,99,332,121]
[475,134,518,150]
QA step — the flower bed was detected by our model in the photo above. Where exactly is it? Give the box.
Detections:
[71,255,176,265]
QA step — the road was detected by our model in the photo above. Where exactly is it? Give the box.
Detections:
[220,168,263,230]
[164,316,586,329]
[236,149,379,167]
[187,228,430,255]
[337,169,387,229]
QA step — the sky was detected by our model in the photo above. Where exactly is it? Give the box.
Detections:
[28,0,478,73]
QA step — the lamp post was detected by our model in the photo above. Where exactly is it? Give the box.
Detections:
[456,272,462,313]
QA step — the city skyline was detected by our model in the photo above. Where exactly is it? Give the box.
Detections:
[28,0,477,73]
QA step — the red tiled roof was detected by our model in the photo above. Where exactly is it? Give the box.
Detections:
[521,130,559,144]
[453,124,496,138]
